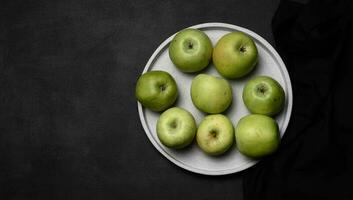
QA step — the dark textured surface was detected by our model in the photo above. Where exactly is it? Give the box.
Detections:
[0,1,279,199]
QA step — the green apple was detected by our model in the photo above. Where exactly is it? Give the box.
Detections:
[196,114,234,156]
[169,28,213,73]
[135,71,178,112]
[190,74,233,114]
[213,32,258,79]
[235,114,280,158]
[243,76,285,116]
[157,107,197,149]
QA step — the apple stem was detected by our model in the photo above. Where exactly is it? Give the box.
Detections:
[240,46,246,53]
[170,121,177,129]
[160,85,166,91]
[257,84,267,94]
[210,130,218,138]
[188,42,193,49]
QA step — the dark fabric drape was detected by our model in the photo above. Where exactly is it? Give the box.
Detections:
[243,0,353,199]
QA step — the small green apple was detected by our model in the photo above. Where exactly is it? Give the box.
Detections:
[135,71,178,112]
[235,114,280,158]
[157,107,197,149]
[169,28,213,73]
[190,74,233,114]
[213,32,258,79]
[196,114,234,156]
[243,76,285,116]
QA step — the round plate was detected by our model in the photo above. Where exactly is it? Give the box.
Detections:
[137,22,293,175]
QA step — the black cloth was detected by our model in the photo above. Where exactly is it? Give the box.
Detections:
[243,0,353,199]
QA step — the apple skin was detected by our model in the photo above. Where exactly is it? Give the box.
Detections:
[190,74,233,114]
[169,29,213,73]
[243,76,285,116]
[213,32,258,79]
[157,107,197,149]
[235,114,280,158]
[196,114,234,156]
[135,71,178,112]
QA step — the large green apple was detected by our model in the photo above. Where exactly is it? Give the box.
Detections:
[157,107,197,149]
[135,70,178,112]
[190,74,233,114]
[243,76,285,116]
[196,114,234,156]
[235,114,280,158]
[169,28,213,73]
[213,32,258,79]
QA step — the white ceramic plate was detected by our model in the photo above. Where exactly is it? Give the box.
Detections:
[137,22,293,175]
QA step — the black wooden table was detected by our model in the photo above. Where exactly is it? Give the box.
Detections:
[1,1,279,199]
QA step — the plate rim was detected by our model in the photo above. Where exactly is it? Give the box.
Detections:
[137,22,293,175]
